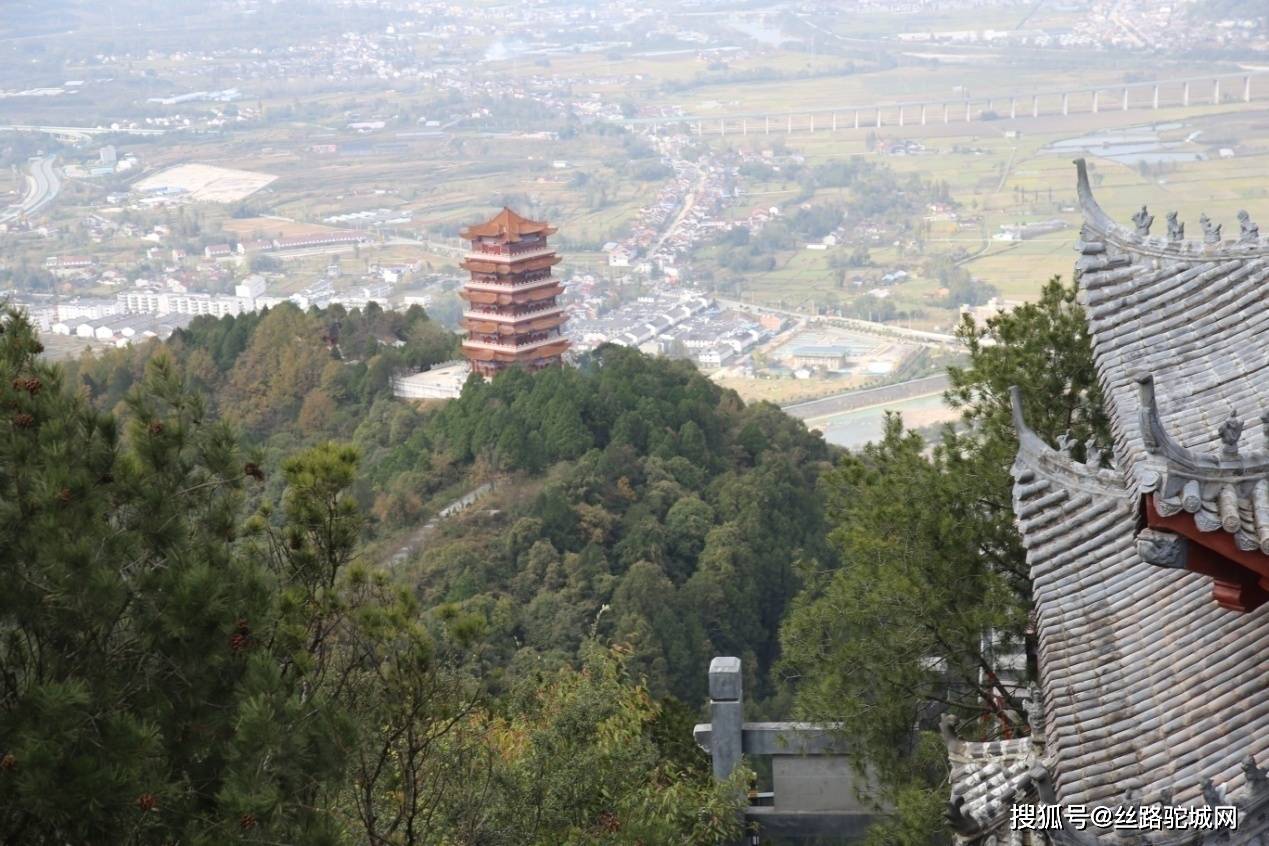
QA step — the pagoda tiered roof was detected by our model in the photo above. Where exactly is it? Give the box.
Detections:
[461,253,561,275]
[459,207,556,242]
[949,161,1269,845]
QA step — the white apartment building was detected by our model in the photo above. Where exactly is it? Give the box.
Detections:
[57,299,120,321]
[117,289,243,318]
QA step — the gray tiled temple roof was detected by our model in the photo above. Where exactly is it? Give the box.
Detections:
[1075,158,1269,549]
[944,716,1042,840]
[948,162,1269,841]
[1010,405,1269,812]
[948,408,1269,843]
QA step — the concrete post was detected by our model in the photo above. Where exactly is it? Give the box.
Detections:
[697,121,703,135]
[1214,78,1221,104]
[854,110,860,129]
[742,119,747,136]
[809,114,814,133]
[720,119,725,136]
[765,115,770,134]
[920,104,927,125]
[1032,95,1039,117]
[1092,90,1099,113]
[1245,76,1252,103]
[1009,98,1016,119]
[943,103,949,124]
[875,108,882,128]
[1183,81,1190,106]
[709,657,744,782]
[1062,92,1069,115]
[787,115,792,133]
[965,101,972,122]
[1153,85,1160,109]
[898,106,904,127]
[832,112,837,131]
[1122,87,1129,110]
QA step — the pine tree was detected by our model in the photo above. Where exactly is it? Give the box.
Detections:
[0,307,347,844]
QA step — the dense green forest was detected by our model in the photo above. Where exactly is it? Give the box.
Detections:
[1,279,1103,843]
[0,306,746,844]
[61,302,833,707]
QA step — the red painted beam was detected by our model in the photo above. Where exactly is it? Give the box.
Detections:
[1144,495,1269,612]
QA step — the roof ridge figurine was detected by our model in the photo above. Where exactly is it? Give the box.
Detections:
[1238,209,1259,244]
[1219,409,1243,457]
[1131,204,1153,237]
[1200,212,1222,244]
[1166,210,1184,241]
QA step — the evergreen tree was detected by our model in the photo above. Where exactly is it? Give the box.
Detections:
[778,277,1108,844]
[0,307,348,844]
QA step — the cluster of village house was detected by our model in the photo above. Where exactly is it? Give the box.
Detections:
[14,258,407,349]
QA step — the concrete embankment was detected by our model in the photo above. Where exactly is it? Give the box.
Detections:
[781,373,951,422]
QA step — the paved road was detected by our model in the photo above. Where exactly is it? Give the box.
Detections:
[651,167,706,257]
[0,124,165,138]
[715,297,962,348]
[1,156,60,224]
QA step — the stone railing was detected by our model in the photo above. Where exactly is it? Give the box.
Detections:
[694,657,881,844]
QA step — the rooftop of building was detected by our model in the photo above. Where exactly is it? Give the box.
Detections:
[460,207,556,242]
[949,159,1269,845]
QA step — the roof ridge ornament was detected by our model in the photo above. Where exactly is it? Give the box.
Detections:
[1010,386,1121,490]
[1084,436,1104,469]
[1166,211,1184,241]
[1219,409,1244,457]
[1072,158,1120,235]
[1203,777,1226,806]
[1239,209,1260,244]
[1244,755,1269,795]
[1138,374,1269,475]
[1200,213,1223,245]
[1131,205,1153,237]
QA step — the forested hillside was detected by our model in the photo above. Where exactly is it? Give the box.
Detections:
[3,282,1100,844]
[407,348,832,704]
[0,306,746,845]
[60,303,832,708]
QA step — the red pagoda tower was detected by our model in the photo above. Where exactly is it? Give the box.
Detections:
[458,207,570,378]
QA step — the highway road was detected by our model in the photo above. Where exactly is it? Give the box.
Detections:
[0,124,165,138]
[714,297,962,348]
[0,155,61,224]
